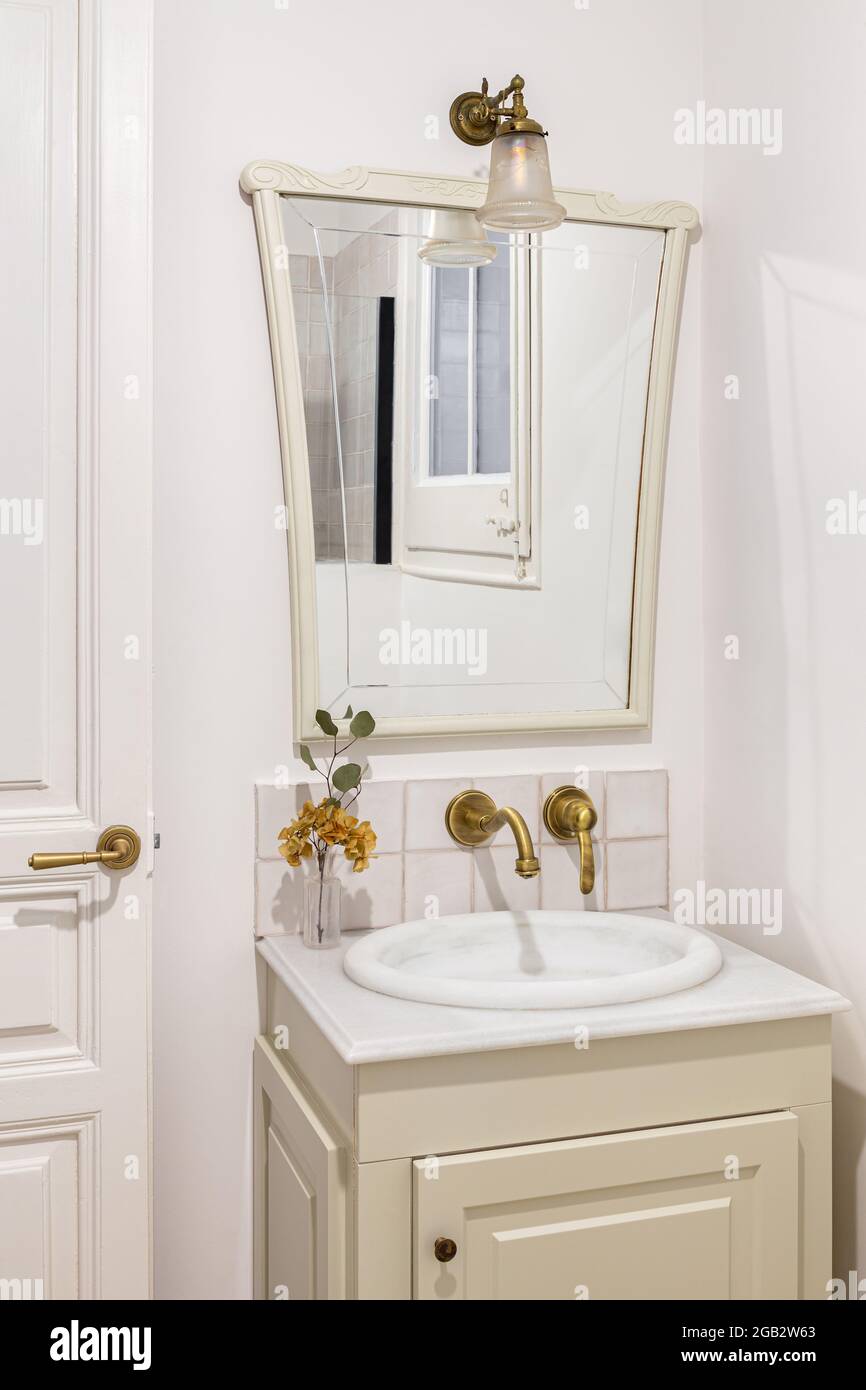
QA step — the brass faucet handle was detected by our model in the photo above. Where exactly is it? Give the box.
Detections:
[543,786,597,837]
[543,787,597,895]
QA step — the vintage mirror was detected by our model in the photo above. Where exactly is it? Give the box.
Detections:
[242,163,697,739]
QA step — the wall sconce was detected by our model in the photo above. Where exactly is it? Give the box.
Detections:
[449,74,566,232]
[417,208,498,268]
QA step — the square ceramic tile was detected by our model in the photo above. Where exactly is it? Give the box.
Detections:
[539,771,605,845]
[605,837,669,911]
[335,852,404,930]
[473,847,541,914]
[255,857,312,936]
[352,780,404,854]
[256,783,313,859]
[540,843,605,912]
[405,778,473,852]
[403,851,473,921]
[478,776,540,842]
[605,770,668,840]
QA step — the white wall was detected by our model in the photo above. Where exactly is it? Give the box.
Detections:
[701,0,866,1275]
[153,0,704,1298]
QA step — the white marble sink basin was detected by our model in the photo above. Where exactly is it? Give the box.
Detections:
[343,911,724,1010]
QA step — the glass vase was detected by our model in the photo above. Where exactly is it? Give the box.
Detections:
[303,871,342,949]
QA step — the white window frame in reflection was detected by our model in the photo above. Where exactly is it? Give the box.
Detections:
[393,230,539,587]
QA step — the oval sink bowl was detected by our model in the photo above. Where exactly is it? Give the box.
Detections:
[343,912,723,1010]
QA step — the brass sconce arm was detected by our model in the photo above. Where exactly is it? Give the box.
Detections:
[450,74,544,146]
[478,75,529,121]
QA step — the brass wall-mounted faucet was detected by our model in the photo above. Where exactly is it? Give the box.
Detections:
[543,786,597,894]
[445,791,540,879]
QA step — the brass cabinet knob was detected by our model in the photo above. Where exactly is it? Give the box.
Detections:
[434,1236,458,1263]
[28,825,141,872]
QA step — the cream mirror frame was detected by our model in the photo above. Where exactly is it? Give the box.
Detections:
[241,161,698,742]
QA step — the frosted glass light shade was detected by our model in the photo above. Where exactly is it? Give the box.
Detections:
[417,208,498,267]
[478,131,566,231]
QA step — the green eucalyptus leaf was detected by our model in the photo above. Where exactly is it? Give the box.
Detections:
[298,744,317,772]
[315,709,339,737]
[349,710,375,739]
[332,762,362,793]
[344,705,353,719]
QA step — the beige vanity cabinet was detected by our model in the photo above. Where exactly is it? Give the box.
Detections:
[254,957,840,1302]
[412,1113,798,1301]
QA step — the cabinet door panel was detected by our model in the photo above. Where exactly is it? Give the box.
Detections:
[254,1038,347,1301]
[493,1198,732,1301]
[414,1112,798,1301]
[267,1126,316,1302]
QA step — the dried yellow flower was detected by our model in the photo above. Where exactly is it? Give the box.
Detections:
[278,797,377,875]
[344,820,377,873]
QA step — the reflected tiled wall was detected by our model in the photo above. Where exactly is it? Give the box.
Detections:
[290,254,338,558]
[254,770,670,937]
[332,213,398,561]
[290,214,398,564]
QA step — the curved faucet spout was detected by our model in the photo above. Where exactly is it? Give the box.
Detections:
[444,791,541,879]
[480,806,540,879]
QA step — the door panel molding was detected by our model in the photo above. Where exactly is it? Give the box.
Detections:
[0,876,98,1075]
[0,1113,98,1299]
[0,0,153,1299]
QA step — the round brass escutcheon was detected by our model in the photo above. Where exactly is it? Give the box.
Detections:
[543,786,597,842]
[434,1236,458,1263]
[449,91,498,146]
[445,790,498,848]
[97,825,142,870]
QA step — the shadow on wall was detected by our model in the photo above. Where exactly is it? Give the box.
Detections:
[761,252,866,1279]
[832,1080,866,1281]
[706,240,866,1276]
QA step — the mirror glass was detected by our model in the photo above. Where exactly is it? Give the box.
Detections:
[278,195,664,720]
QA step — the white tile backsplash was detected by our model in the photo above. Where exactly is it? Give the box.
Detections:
[256,782,313,860]
[480,776,540,843]
[253,769,671,935]
[605,770,668,840]
[403,850,473,921]
[605,837,669,911]
[352,780,404,855]
[540,842,605,912]
[404,777,470,852]
[335,852,404,930]
[256,856,312,936]
[474,847,541,914]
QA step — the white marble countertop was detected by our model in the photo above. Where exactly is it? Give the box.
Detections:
[256,929,851,1065]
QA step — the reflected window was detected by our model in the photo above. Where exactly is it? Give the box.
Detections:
[428,237,511,480]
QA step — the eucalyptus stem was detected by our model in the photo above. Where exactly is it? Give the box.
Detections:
[316,845,327,944]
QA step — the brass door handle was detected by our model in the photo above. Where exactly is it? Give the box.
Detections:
[434,1236,458,1263]
[28,825,141,872]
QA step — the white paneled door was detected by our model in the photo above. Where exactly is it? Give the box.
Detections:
[0,0,152,1298]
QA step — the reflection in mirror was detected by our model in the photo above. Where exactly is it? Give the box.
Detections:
[278,195,664,722]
